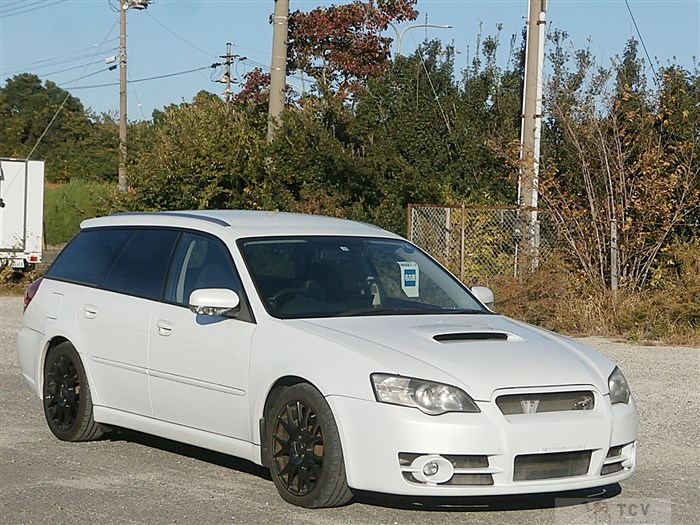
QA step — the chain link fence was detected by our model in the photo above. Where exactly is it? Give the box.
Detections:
[408,204,559,284]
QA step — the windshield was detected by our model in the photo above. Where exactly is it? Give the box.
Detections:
[238,236,490,319]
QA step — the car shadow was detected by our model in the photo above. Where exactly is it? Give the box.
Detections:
[102,427,621,512]
[105,427,272,481]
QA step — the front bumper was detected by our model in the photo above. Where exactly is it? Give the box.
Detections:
[328,389,637,496]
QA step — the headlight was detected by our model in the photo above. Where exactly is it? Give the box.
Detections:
[371,374,480,415]
[608,367,631,404]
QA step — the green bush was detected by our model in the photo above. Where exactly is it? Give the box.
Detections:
[44,181,114,245]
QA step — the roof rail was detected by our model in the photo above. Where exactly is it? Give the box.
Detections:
[111,211,230,227]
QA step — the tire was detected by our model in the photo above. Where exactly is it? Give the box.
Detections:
[43,342,103,442]
[266,383,352,508]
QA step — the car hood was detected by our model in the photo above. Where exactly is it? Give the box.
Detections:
[292,314,613,400]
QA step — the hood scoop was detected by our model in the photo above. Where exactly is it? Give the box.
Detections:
[433,332,509,343]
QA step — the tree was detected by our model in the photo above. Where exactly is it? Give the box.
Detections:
[0,73,118,182]
[542,38,700,291]
[287,0,418,97]
[124,92,263,211]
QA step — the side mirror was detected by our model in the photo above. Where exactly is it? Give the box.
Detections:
[471,286,495,309]
[189,288,240,316]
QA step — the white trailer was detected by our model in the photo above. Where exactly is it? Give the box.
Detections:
[0,158,45,270]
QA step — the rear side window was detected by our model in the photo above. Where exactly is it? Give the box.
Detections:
[47,228,179,300]
[47,229,134,286]
[103,229,179,300]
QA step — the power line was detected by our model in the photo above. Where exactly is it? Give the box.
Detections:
[60,66,117,87]
[2,39,119,73]
[1,0,45,15]
[144,10,217,58]
[3,51,118,77]
[26,15,120,161]
[43,59,112,78]
[0,0,67,19]
[624,0,658,84]
[63,65,213,90]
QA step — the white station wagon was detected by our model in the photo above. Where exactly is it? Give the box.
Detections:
[18,210,637,508]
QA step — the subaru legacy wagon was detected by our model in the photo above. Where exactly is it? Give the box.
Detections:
[18,210,637,508]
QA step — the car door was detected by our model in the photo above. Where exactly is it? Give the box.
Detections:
[148,232,256,440]
[77,228,179,416]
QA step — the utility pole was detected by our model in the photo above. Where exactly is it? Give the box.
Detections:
[220,43,233,103]
[118,0,149,192]
[267,0,289,143]
[517,0,547,273]
[215,43,246,103]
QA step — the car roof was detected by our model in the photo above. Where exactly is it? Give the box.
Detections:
[80,210,401,240]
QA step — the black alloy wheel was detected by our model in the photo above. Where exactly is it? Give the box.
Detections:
[272,399,323,496]
[267,383,352,508]
[43,342,103,442]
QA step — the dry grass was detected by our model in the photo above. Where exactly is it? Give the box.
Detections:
[0,266,42,297]
[489,241,700,346]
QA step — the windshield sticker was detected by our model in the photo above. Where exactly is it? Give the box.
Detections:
[398,261,419,298]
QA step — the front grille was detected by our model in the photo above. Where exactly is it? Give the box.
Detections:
[513,450,592,481]
[497,391,595,415]
[443,454,490,469]
[445,473,494,486]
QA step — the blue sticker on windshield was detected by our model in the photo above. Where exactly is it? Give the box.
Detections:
[398,261,419,298]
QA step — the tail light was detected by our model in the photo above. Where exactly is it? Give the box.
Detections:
[24,277,44,312]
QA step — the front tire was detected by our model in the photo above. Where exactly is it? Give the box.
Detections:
[43,342,103,442]
[266,383,352,508]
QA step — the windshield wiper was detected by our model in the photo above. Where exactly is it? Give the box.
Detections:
[445,308,488,314]
[339,308,419,317]
[339,307,484,317]
[336,308,470,317]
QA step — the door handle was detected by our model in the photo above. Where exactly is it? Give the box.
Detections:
[156,320,174,337]
[83,304,98,319]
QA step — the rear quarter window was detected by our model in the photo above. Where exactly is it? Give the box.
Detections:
[47,229,135,286]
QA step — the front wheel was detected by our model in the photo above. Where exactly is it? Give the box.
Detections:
[266,383,352,508]
[43,342,103,442]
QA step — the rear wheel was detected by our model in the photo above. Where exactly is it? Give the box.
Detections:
[43,342,103,442]
[266,383,352,508]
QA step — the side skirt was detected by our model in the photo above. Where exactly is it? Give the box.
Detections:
[93,406,263,466]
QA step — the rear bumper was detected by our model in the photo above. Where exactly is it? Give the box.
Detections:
[328,393,637,496]
[17,325,43,397]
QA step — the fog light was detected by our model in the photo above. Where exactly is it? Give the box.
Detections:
[423,461,439,477]
[408,455,455,484]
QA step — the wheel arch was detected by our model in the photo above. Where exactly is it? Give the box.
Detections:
[258,375,319,467]
[38,336,70,395]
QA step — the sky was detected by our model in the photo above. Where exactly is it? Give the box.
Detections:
[1,0,698,121]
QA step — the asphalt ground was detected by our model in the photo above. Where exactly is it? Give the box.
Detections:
[1,295,698,525]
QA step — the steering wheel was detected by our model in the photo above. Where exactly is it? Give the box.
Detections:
[267,288,306,312]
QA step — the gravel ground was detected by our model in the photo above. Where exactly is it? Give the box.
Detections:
[1,295,698,525]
